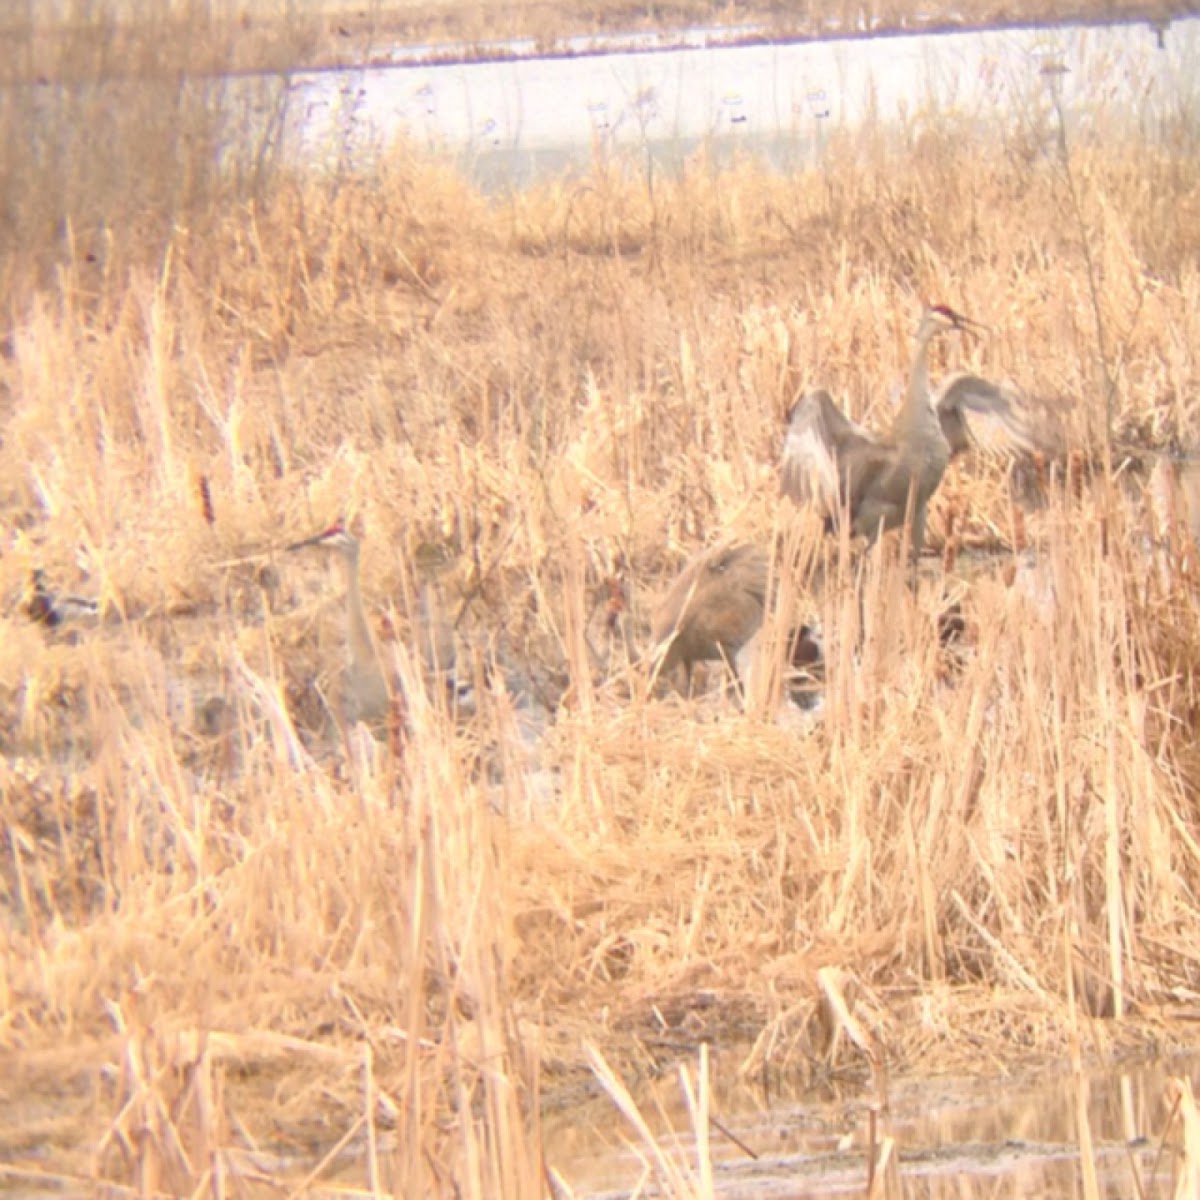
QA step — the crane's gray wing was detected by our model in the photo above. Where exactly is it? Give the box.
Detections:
[935,373,1055,460]
[780,388,878,515]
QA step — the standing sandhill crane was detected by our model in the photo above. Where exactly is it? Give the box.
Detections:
[287,519,462,726]
[650,542,821,696]
[287,520,391,726]
[781,305,1035,561]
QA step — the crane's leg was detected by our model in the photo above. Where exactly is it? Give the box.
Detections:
[909,502,928,584]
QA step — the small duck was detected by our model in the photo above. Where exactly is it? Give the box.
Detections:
[27,569,100,628]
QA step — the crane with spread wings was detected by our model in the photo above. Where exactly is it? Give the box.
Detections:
[780,306,1042,560]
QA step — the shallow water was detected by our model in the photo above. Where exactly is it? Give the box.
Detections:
[195,1052,1200,1194]
[542,1053,1200,1197]
[277,14,1199,185]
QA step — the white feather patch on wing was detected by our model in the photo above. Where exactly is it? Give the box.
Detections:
[782,420,839,508]
[780,389,867,515]
[936,373,1046,460]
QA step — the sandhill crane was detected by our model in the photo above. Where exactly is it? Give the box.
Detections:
[287,518,463,727]
[650,542,821,697]
[780,305,1036,561]
[287,520,391,726]
[651,543,768,691]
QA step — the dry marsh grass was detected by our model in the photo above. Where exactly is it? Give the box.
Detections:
[4,21,1200,1195]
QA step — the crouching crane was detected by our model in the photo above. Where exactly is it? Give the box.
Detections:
[649,542,821,698]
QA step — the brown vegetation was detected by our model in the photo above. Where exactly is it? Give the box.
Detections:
[2,2,1200,1193]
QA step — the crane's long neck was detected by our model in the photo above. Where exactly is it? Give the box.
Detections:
[342,548,383,678]
[895,323,942,443]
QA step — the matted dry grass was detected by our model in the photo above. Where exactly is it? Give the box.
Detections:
[2,20,1200,1193]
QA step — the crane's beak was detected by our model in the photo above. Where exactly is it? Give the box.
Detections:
[923,303,990,338]
[953,310,989,338]
[286,530,331,552]
[286,518,348,553]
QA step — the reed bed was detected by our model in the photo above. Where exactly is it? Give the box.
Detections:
[2,12,1200,1193]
